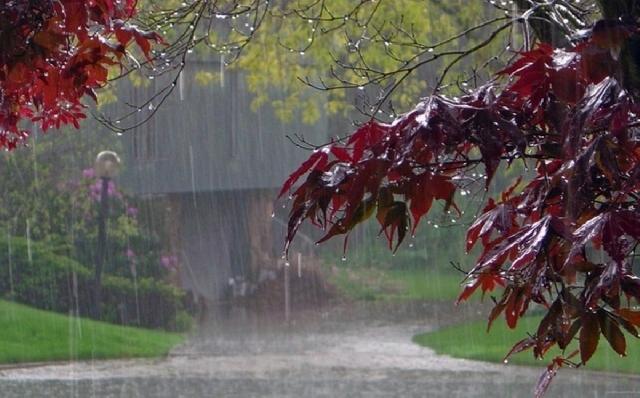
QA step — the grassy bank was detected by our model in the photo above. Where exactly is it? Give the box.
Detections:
[0,300,185,364]
[413,315,640,374]
[330,266,467,301]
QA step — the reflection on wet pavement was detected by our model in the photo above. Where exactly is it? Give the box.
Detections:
[1,302,639,397]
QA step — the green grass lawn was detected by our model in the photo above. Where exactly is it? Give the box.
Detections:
[413,315,640,374]
[0,300,185,364]
[330,266,467,302]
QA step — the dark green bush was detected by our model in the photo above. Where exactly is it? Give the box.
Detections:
[0,236,190,331]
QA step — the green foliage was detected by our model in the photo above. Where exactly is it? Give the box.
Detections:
[343,223,471,269]
[0,236,190,331]
[173,309,195,332]
[0,300,184,364]
[330,266,465,302]
[173,1,503,124]
[234,1,496,122]
[0,128,172,281]
[323,213,474,302]
[0,129,115,241]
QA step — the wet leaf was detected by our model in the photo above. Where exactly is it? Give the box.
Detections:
[378,201,409,252]
[579,312,600,364]
[279,150,328,198]
[504,337,536,362]
[616,309,640,326]
[598,311,626,356]
[0,0,161,146]
[279,14,640,396]
[559,319,582,350]
[466,199,515,252]
[534,361,560,398]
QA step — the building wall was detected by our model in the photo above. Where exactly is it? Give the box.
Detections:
[118,60,332,194]
[167,189,288,301]
[115,60,349,301]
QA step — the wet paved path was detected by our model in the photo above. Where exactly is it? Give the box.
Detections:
[1,301,640,397]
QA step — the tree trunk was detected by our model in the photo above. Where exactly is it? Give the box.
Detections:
[515,0,640,98]
[596,0,638,19]
[597,0,640,98]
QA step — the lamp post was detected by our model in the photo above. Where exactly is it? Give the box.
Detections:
[93,151,121,319]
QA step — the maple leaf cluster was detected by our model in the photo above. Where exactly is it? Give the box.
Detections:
[281,19,640,395]
[0,0,160,149]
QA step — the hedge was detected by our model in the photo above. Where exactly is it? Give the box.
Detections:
[0,236,191,331]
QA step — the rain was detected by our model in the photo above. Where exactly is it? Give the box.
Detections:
[1,1,640,398]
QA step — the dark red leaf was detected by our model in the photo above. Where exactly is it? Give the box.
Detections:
[330,146,352,162]
[534,361,560,398]
[579,312,600,364]
[379,201,409,252]
[477,215,565,272]
[598,311,626,356]
[457,280,481,305]
[278,14,640,396]
[347,121,387,162]
[409,173,456,233]
[504,337,536,363]
[616,309,640,327]
[559,319,582,350]
[616,314,640,338]
[466,199,515,252]
[0,0,161,143]
[456,272,505,305]
[486,292,508,331]
[278,149,328,198]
